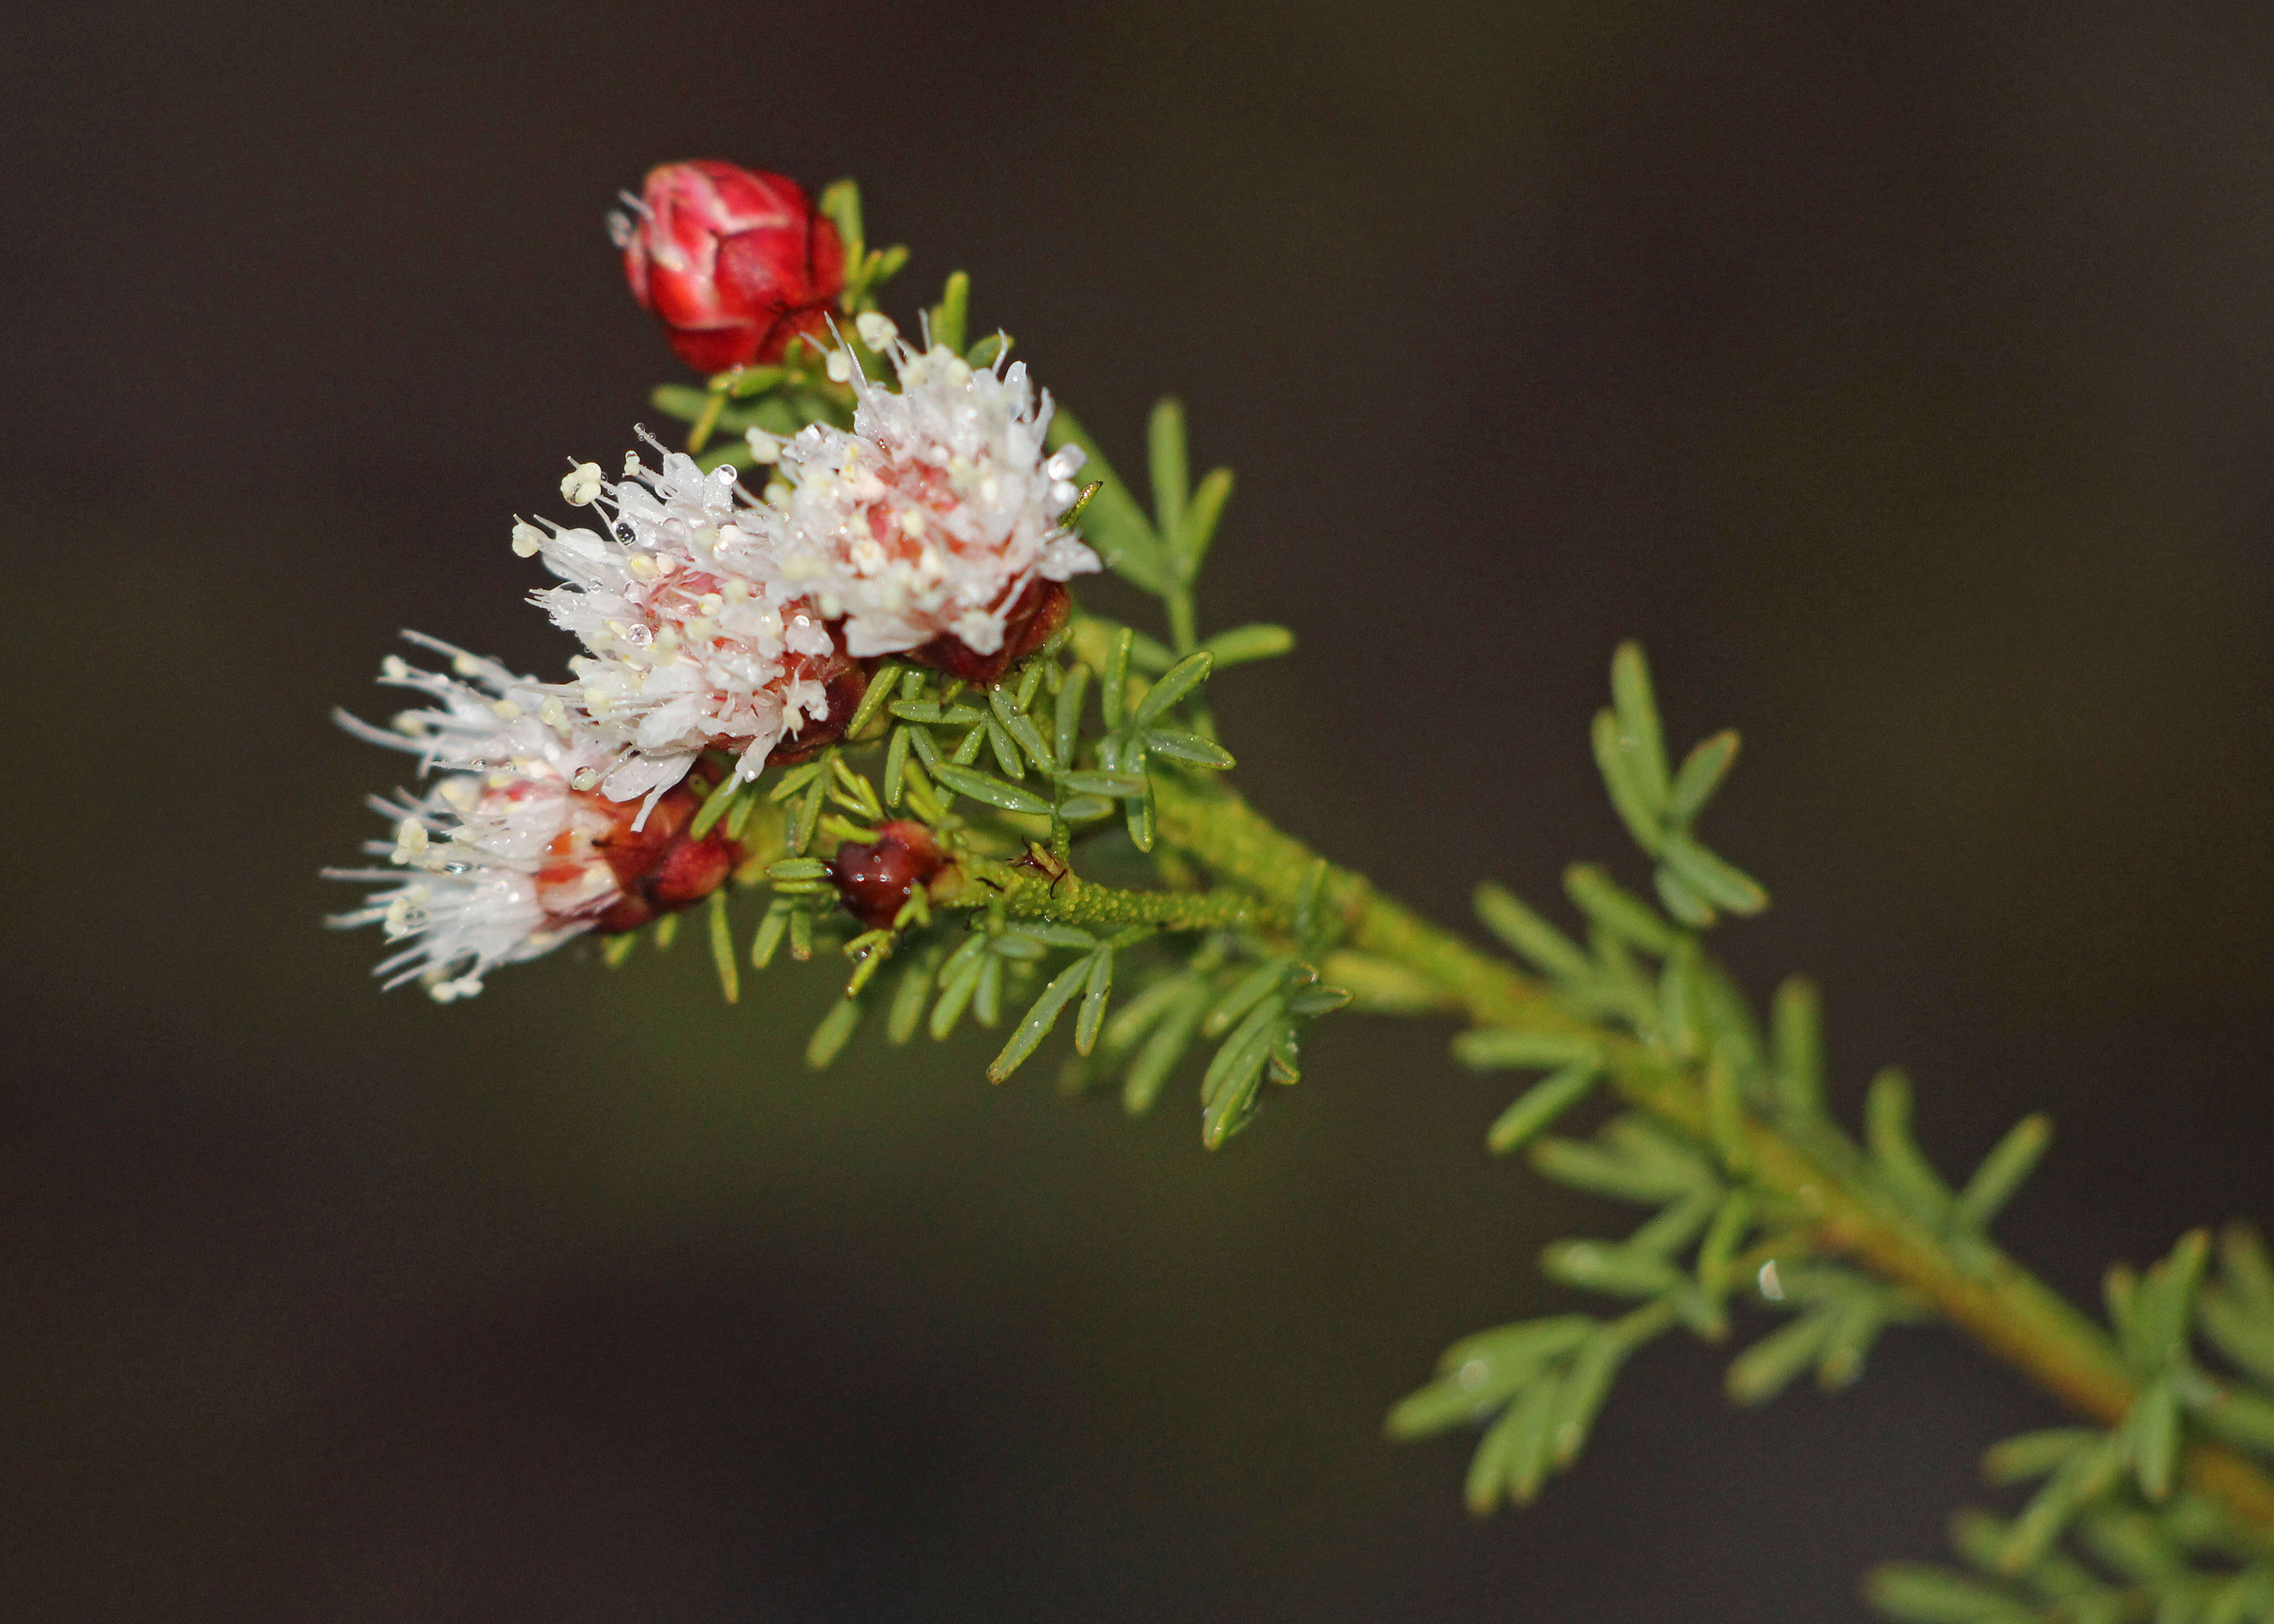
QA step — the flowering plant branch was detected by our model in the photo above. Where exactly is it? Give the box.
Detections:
[328,161,2274,1621]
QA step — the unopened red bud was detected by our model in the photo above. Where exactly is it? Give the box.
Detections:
[828,820,946,931]
[905,579,1071,687]
[583,770,745,933]
[612,160,845,374]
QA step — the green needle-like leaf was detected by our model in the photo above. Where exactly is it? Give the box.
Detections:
[1728,1310,1837,1405]
[974,953,1004,1027]
[888,952,937,1044]
[1659,830,1769,915]
[1197,621,1292,668]
[985,716,1026,779]
[1866,1068,1955,1227]
[990,691,1054,774]
[1592,709,1665,855]
[1486,1065,1600,1154]
[2130,1378,2179,1500]
[1132,651,1214,731]
[1541,1240,1683,1298]
[2200,1291,2274,1386]
[2135,1230,2211,1372]
[1997,1443,2116,1572]
[794,757,831,852]
[1816,1291,1888,1389]
[1453,1029,1604,1071]
[845,663,903,739]
[989,954,1096,1082]
[1075,948,1114,1055]
[928,762,1053,816]
[1101,627,1133,728]
[1181,467,1234,576]
[1983,1429,2103,1485]
[1141,729,1235,768]
[1123,985,1210,1114]
[1205,958,1290,1038]
[930,270,970,355]
[1126,771,1156,853]
[1474,884,1593,982]
[883,725,912,805]
[2222,1223,2274,1310]
[806,996,862,1069]
[1652,864,1717,928]
[767,760,824,804]
[1667,729,1741,824]
[707,890,739,1004]
[1608,642,1672,811]
[1148,397,1188,550]
[1770,976,1824,1122]
[1436,1316,1599,1385]
[1954,1115,2053,1232]
[749,900,791,969]
[1200,1000,1282,1147]
[817,179,864,270]
[1863,1564,2029,1624]
[689,778,741,839]
[1564,865,1676,955]
[1704,1044,1751,1173]
[1502,1378,1562,1506]
[1061,770,1148,799]
[2190,1387,2274,1454]
[930,948,987,1041]
[1052,664,1090,769]
[1549,1329,1625,1466]
[1529,1136,1704,1205]
[1465,1400,1522,1516]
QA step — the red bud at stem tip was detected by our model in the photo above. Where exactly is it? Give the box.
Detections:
[613,160,845,374]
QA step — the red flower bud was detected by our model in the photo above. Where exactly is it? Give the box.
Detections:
[576,769,745,933]
[614,160,845,374]
[828,820,947,931]
[904,579,1072,687]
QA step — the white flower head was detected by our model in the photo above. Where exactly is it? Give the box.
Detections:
[769,339,1101,661]
[519,434,848,806]
[326,636,635,999]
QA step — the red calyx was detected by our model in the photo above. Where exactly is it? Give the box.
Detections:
[620,160,846,375]
[828,820,946,931]
[587,769,745,933]
[904,578,1071,687]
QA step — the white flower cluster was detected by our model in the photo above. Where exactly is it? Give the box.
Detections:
[333,339,1099,997]
[519,337,1098,796]
[326,636,634,999]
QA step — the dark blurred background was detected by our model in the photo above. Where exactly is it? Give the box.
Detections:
[6,1,2272,1618]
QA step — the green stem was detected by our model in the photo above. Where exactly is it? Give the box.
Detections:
[1166,586,1199,656]
[948,864,1275,935]
[1146,775,2274,1534]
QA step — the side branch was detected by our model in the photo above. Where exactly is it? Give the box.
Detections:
[1147,775,2274,1534]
